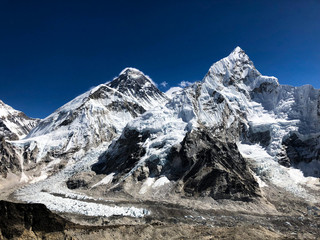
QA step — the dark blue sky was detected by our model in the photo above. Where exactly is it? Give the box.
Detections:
[0,0,319,118]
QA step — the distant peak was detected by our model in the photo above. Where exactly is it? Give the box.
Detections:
[228,46,248,59]
[0,99,12,110]
[115,67,157,87]
[232,46,244,53]
[119,67,144,76]
[208,46,251,74]
[108,67,159,92]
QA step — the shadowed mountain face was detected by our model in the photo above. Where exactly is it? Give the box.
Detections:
[93,128,260,201]
[169,129,260,201]
[0,200,70,239]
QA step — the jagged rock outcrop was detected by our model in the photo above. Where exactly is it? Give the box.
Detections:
[66,171,96,189]
[169,129,260,200]
[92,128,150,175]
[93,126,260,200]
[281,132,320,177]
[0,139,22,178]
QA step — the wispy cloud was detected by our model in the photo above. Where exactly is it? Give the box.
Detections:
[160,81,168,87]
[179,81,193,88]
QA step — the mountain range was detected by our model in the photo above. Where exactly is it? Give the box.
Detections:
[0,47,319,239]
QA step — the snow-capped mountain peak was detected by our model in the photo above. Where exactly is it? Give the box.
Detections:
[0,99,39,140]
[0,99,19,118]
[206,46,279,92]
[4,67,168,182]
[119,67,148,79]
[107,67,167,110]
[229,46,246,57]
[111,67,157,89]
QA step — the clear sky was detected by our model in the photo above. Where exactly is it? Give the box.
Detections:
[0,0,319,118]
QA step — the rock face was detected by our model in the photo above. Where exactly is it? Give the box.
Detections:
[0,139,22,178]
[108,68,167,109]
[66,171,96,189]
[0,200,70,239]
[250,74,320,176]
[92,128,150,175]
[169,129,260,200]
[281,132,320,177]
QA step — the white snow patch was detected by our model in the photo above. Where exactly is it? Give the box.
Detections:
[20,172,29,183]
[92,173,115,188]
[139,177,155,194]
[139,176,170,194]
[238,142,319,201]
[152,176,170,188]
[165,87,183,99]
